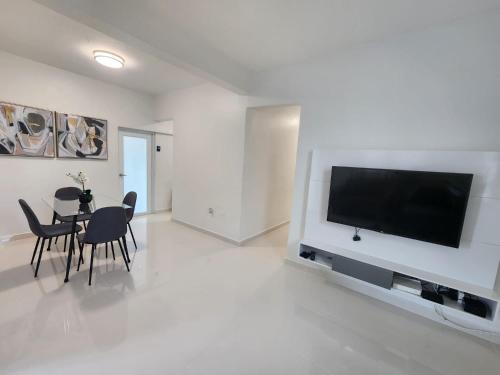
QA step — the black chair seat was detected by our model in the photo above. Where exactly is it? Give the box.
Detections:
[41,223,83,237]
[57,213,92,223]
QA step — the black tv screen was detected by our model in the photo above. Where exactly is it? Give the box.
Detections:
[327,166,473,248]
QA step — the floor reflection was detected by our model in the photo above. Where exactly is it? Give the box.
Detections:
[0,213,499,374]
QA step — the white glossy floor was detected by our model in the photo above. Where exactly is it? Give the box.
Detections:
[1,213,499,374]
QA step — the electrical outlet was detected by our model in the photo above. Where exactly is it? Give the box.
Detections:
[208,207,214,216]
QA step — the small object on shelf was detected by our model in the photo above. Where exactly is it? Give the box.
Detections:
[437,286,459,301]
[309,252,316,261]
[300,251,312,259]
[463,295,488,318]
[421,290,444,305]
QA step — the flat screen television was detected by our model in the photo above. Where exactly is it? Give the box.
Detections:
[327,166,473,248]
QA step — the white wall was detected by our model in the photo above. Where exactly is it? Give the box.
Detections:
[142,120,173,134]
[155,84,299,241]
[240,105,300,240]
[155,83,248,241]
[140,120,174,212]
[153,133,173,211]
[0,50,155,240]
[251,11,500,259]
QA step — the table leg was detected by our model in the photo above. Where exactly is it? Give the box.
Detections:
[47,212,57,251]
[64,215,77,283]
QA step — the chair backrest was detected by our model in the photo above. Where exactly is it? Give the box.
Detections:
[55,187,82,200]
[84,206,127,244]
[18,199,44,237]
[123,191,137,222]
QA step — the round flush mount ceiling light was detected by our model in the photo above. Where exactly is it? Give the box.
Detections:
[93,50,125,69]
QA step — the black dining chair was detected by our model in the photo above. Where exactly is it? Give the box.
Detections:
[51,187,92,252]
[77,207,130,285]
[123,191,138,250]
[18,199,83,278]
[104,191,137,258]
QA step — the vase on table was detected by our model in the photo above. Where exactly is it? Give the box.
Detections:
[79,189,93,204]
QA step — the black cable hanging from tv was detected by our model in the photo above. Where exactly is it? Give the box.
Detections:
[353,227,361,242]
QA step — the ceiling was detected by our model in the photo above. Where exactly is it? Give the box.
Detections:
[6,0,500,95]
[0,1,204,95]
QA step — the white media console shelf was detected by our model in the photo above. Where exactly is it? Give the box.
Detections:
[300,239,499,322]
[299,150,500,344]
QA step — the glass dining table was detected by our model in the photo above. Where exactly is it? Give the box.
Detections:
[42,194,131,282]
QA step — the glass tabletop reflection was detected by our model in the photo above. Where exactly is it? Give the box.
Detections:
[42,194,131,217]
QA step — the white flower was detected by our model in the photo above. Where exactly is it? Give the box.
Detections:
[66,171,89,188]
[77,171,88,184]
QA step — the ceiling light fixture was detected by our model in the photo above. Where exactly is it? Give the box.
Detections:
[93,50,125,69]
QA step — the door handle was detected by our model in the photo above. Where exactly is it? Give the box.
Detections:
[119,173,127,177]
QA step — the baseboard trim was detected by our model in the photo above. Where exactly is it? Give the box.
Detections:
[172,219,290,246]
[133,209,172,218]
[171,218,241,245]
[152,209,172,214]
[239,221,290,244]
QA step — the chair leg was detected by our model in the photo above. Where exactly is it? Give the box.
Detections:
[34,238,46,277]
[118,239,130,272]
[117,239,130,264]
[89,245,96,285]
[111,241,116,260]
[77,241,84,271]
[55,235,59,244]
[30,237,40,265]
[106,243,108,259]
[128,222,137,250]
[117,239,124,256]
[122,236,131,263]
[48,214,57,253]
[83,221,87,230]
[63,235,67,253]
[88,244,96,285]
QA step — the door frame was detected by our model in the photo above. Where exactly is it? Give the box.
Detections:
[118,128,153,215]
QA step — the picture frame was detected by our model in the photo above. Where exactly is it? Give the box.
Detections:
[0,101,55,158]
[56,113,108,160]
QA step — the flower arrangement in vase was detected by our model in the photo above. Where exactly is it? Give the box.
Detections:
[66,171,93,203]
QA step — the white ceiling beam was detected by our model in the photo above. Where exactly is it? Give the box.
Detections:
[34,0,252,94]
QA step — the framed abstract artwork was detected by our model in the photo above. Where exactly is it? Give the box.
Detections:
[56,113,108,159]
[0,102,55,157]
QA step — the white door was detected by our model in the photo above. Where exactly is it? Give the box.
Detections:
[119,130,152,214]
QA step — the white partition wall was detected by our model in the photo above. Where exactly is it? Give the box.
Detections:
[240,105,300,241]
[300,149,500,343]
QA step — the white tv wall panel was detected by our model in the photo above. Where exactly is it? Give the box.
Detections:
[303,150,500,290]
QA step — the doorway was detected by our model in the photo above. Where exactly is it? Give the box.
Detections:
[240,105,301,249]
[119,130,152,214]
